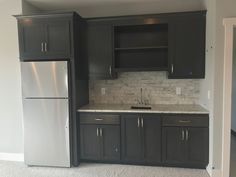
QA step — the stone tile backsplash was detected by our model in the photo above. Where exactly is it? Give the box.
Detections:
[89,72,200,105]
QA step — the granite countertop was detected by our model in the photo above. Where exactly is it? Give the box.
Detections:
[77,104,209,114]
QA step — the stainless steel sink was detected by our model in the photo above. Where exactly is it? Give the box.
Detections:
[130,106,152,110]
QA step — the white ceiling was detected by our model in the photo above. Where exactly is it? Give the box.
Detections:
[26,0,206,18]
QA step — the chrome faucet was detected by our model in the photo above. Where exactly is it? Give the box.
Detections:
[137,88,148,105]
[136,88,150,105]
[140,88,143,105]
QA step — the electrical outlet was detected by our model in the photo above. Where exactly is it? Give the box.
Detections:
[208,90,211,100]
[101,88,106,95]
[176,87,181,95]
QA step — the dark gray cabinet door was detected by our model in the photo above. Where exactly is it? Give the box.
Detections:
[186,128,209,167]
[142,115,161,164]
[87,21,116,79]
[45,20,71,58]
[18,19,45,59]
[17,17,72,60]
[100,125,120,161]
[162,127,186,164]
[168,13,206,79]
[80,125,100,160]
[121,115,142,162]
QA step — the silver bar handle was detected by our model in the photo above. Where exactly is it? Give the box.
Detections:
[109,65,112,77]
[179,120,191,123]
[97,128,99,137]
[141,118,144,128]
[182,129,185,141]
[186,129,189,141]
[95,118,103,121]
[41,42,44,52]
[171,64,174,74]
[100,128,103,137]
[44,42,47,52]
[137,117,140,128]
[65,117,69,129]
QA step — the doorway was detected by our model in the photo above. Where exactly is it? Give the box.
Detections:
[231,27,236,177]
[222,18,236,177]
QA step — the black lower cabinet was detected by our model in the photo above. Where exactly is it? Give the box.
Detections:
[100,125,120,161]
[162,127,209,168]
[121,114,161,164]
[121,115,142,163]
[80,124,120,162]
[80,125,101,160]
[79,113,209,169]
[162,127,186,165]
[143,115,162,164]
[186,128,209,167]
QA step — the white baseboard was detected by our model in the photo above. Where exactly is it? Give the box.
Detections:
[207,165,212,176]
[212,169,222,177]
[0,152,24,162]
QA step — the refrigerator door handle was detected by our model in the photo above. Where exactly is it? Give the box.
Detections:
[65,117,69,129]
[65,115,70,160]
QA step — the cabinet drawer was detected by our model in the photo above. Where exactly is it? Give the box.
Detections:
[162,114,209,127]
[80,113,120,125]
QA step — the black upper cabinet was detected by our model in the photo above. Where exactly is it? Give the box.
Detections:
[16,14,72,60]
[86,11,206,78]
[168,12,206,79]
[44,20,71,58]
[87,20,116,79]
[114,24,168,71]
[18,19,45,59]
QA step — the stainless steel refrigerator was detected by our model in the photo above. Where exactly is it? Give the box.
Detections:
[21,61,70,167]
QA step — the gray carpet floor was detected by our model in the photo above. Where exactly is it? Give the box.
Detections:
[231,134,236,177]
[0,161,209,177]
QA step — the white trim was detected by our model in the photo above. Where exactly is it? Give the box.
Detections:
[0,153,24,162]
[212,169,222,177]
[222,17,236,177]
[207,165,212,176]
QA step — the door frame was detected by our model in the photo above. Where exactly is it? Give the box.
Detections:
[221,17,236,177]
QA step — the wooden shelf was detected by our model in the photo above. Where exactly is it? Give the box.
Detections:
[114,23,169,71]
[114,46,168,51]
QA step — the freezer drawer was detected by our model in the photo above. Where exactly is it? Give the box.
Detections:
[21,61,68,98]
[23,99,70,167]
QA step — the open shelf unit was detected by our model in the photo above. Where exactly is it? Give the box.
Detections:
[114,23,168,71]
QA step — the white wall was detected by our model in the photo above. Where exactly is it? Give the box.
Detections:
[199,0,216,175]
[0,0,41,156]
[207,0,236,174]
[27,0,206,18]
[200,0,236,175]
[0,0,23,153]
[22,0,41,14]
[232,28,236,132]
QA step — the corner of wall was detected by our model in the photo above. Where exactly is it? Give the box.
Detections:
[21,0,42,14]
[0,153,24,162]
